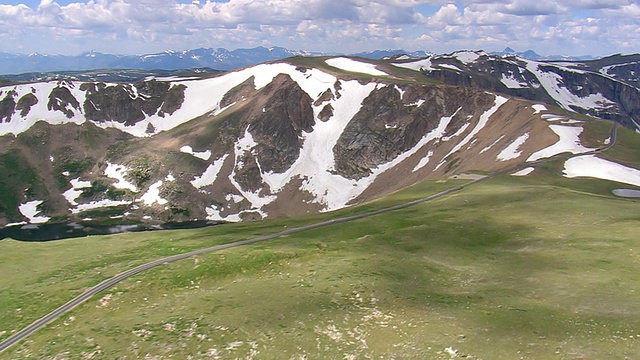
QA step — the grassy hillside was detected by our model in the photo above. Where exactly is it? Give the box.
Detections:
[1,162,640,359]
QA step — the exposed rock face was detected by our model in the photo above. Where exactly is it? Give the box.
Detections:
[0,91,16,123]
[249,74,314,173]
[48,85,80,118]
[405,51,640,131]
[334,84,492,179]
[16,93,38,117]
[81,80,186,125]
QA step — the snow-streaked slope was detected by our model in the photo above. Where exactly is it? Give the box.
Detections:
[563,155,640,187]
[63,178,92,206]
[259,80,380,210]
[512,167,535,176]
[497,133,529,161]
[523,60,616,112]
[527,125,593,161]
[0,62,339,137]
[442,95,508,161]
[325,57,388,76]
[0,81,86,135]
[18,200,50,224]
[191,155,228,189]
[180,145,212,161]
[392,58,434,72]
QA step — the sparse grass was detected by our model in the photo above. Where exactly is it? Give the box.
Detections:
[2,170,640,359]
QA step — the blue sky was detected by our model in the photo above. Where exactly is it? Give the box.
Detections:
[0,0,637,57]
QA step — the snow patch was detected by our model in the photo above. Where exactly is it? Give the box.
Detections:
[479,135,505,154]
[139,181,168,206]
[532,104,547,114]
[191,155,229,189]
[392,58,433,72]
[325,57,388,76]
[454,51,480,64]
[72,199,130,214]
[497,133,529,161]
[104,163,138,192]
[18,200,50,224]
[438,63,463,72]
[500,74,528,89]
[412,150,434,172]
[512,167,535,176]
[62,178,92,206]
[180,145,212,161]
[527,125,593,161]
[563,155,640,187]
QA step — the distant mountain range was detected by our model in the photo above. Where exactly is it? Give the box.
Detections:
[489,47,595,61]
[0,46,594,76]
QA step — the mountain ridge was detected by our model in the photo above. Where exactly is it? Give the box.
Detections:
[0,54,626,230]
[0,46,596,76]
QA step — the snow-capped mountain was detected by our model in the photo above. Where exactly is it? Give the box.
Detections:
[0,54,632,229]
[490,47,595,61]
[0,47,322,75]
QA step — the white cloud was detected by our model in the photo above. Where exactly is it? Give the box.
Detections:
[0,0,636,57]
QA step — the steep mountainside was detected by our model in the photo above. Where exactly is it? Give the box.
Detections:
[392,51,640,131]
[0,56,619,228]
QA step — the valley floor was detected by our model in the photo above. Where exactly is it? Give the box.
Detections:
[1,165,640,359]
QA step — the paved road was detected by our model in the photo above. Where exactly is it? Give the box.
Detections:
[0,122,619,354]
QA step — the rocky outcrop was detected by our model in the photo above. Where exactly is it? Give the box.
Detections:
[249,74,314,173]
[413,52,640,131]
[81,79,186,125]
[333,84,492,179]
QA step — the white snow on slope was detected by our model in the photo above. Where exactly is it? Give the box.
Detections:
[1,62,339,138]
[180,145,212,161]
[229,128,275,213]
[325,57,388,76]
[413,150,434,172]
[454,51,481,64]
[479,135,505,154]
[438,64,463,72]
[441,95,508,162]
[501,74,528,89]
[191,155,229,189]
[523,60,616,112]
[532,104,547,114]
[63,178,92,206]
[105,163,138,192]
[18,200,50,224]
[72,199,130,214]
[259,81,379,210]
[0,82,86,135]
[527,125,593,161]
[512,167,535,176]
[392,58,434,72]
[497,133,529,161]
[564,155,640,187]
[205,205,243,223]
[139,181,168,206]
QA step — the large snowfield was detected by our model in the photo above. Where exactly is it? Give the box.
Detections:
[563,155,640,187]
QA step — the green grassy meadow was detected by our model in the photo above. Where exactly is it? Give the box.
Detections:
[1,164,640,359]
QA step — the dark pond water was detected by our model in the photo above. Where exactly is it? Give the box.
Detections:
[612,189,640,198]
[0,221,221,242]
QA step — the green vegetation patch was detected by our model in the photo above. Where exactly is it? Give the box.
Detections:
[2,172,640,359]
[0,150,41,221]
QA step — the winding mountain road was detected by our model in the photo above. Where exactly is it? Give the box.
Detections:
[0,123,618,354]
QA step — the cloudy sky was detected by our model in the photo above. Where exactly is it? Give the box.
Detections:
[0,0,638,57]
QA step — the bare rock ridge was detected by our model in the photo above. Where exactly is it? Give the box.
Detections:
[394,51,640,131]
[0,53,634,228]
